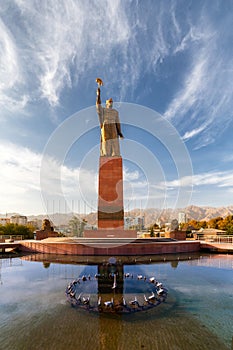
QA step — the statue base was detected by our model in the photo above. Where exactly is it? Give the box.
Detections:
[98,156,124,229]
[164,230,186,240]
[83,229,137,239]
[35,230,59,240]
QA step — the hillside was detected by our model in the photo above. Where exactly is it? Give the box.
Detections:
[2,205,233,228]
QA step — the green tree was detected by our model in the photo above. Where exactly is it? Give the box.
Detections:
[1,223,16,235]
[225,224,233,235]
[150,226,155,237]
[0,223,34,239]
[15,225,34,239]
[68,216,86,237]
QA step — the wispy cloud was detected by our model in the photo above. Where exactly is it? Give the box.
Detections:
[0,0,213,111]
[163,6,233,147]
[0,0,132,111]
[0,141,80,213]
[164,170,233,189]
[0,17,29,115]
[1,0,233,214]
[182,122,210,141]
[1,0,233,122]
[164,53,208,120]
[123,168,140,182]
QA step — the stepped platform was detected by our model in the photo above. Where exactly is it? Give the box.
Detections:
[2,240,232,256]
[18,238,200,256]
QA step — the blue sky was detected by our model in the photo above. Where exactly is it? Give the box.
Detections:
[1,0,233,216]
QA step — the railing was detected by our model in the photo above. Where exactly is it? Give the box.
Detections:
[0,235,23,241]
[214,236,233,244]
[199,236,233,244]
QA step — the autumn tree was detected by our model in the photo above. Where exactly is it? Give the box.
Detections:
[208,217,223,229]
[68,216,87,237]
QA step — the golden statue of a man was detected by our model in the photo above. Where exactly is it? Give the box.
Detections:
[96,79,123,157]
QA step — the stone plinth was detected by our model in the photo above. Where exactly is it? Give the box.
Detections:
[84,229,137,239]
[98,156,124,229]
[35,230,59,240]
[165,230,186,240]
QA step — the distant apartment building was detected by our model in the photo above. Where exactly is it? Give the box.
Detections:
[178,212,187,224]
[124,216,144,230]
[10,215,27,225]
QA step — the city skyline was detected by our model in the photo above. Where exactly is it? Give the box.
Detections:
[1,1,233,215]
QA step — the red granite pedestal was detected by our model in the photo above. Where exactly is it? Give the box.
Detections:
[98,156,124,229]
[84,156,137,239]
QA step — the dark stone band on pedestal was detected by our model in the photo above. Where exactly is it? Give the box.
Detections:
[98,209,124,221]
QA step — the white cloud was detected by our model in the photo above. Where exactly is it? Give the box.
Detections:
[164,53,208,120]
[0,19,19,89]
[11,0,133,107]
[123,168,140,182]
[0,1,132,111]
[0,141,42,214]
[0,17,30,114]
[163,10,233,147]
[1,0,211,111]
[182,122,210,141]
[163,170,233,189]
[0,142,41,194]
[1,140,233,215]
[0,141,150,214]
[0,0,232,125]
[0,1,233,212]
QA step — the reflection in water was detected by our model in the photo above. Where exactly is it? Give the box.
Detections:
[170,260,179,269]
[65,262,168,314]
[0,253,232,350]
[43,262,50,269]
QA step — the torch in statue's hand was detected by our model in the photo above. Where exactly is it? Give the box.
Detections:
[96,78,103,104]
[96,78,104,87]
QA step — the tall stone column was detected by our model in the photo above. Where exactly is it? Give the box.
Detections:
[98,156,124,229]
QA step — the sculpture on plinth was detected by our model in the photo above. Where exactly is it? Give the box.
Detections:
[35,219,58,240]
[42,219,54,232]
[96,78,123,157]
[83,79,136,237]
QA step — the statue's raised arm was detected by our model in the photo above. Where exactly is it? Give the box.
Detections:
[96,78,103,106]
[95,78,123,157]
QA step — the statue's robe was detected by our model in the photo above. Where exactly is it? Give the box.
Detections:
[96,104,122,157]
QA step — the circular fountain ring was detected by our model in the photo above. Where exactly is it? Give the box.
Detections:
[65,273,168,314]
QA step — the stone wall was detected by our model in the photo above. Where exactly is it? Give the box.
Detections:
[19,240,200,256]
[35,230,59,240]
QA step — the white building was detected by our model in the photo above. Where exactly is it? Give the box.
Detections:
[10,215,27,225]
[124,216,144,230]
[178,212,187,224]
